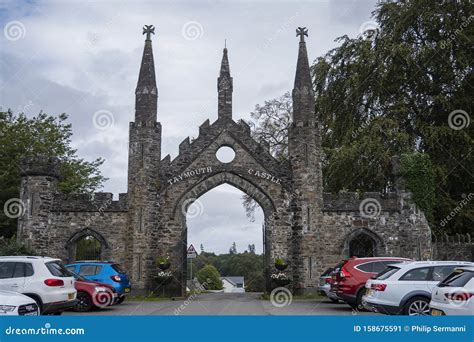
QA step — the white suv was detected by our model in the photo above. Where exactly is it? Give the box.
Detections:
[0,256,76,315]
[0,290,39,316]
[362,261,473,316]
[430,266,474,316]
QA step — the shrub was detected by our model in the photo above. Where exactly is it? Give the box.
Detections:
[196,264,223,290]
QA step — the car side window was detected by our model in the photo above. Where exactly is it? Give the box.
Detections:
[372,262,387,273]
[0,262,15,279]
[94,266,103,275]
[25,263,34,277]
[79,265,97,276]
[66,266,76,273]
[431,266,457,281]
[399,267,430,281]
[356,262,374,272]
[12,263,25,278]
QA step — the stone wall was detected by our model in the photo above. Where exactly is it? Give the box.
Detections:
[432,233,473,261]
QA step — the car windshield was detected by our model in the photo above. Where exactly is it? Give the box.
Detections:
[375,266,400,280]
[438,269,473,287]
[46,261,73,277]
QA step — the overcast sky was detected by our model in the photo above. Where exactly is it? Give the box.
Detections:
[1,0,378,254]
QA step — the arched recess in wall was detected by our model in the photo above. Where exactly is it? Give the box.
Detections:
[343,228,385,258]
[65,228,110,262]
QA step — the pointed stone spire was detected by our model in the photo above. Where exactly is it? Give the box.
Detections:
[135,25,157,123]
[292,27,314,125]
[217,46,233,120]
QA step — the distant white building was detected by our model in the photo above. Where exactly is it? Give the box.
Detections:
[221,276,245,293]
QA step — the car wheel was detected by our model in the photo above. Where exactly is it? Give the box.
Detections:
[404,296,430,316]
[75,292,93,312]
[24,295,43,315]
[353,289,367,311]
[116,296,126,304]
[329,297,339,303]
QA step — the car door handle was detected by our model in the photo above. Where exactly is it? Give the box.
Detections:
[11,284,19,287]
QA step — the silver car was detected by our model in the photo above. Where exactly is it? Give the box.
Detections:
[318,267,340,303]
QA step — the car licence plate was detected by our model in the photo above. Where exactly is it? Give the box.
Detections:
[124,288,130,293]
[68,293,75,300]
[430,309,444,316]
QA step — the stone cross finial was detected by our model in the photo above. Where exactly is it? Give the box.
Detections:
[296,27,308,42]
[143,25,155,41]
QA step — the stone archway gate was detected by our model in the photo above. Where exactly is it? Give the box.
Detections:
[124,26,322,295]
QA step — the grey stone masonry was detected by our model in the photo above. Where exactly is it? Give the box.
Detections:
[17,26,442,297]
[217,48,233,120]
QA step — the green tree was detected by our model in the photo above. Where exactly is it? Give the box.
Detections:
[248,244,256,254]
[192,249,265,292]
[229,242,237,255]
[196,264,223,290]
[400,153,436,222]
[0,110,107,237]
[0,236,36,256]
[313,0,473,235]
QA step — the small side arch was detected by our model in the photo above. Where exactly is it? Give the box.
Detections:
[342,228,386,257]
[65,228,110,262]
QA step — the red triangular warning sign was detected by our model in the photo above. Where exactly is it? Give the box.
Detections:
[187,244,196,254]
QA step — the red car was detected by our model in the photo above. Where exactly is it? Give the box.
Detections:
[331,257,411,310]
[71,272,117,312]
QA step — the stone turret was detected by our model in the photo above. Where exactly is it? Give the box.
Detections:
[135,25,158,124]
[288,27,323,293]
[17,156,59,254]
[127,25,162,291]
[217,46,233,120]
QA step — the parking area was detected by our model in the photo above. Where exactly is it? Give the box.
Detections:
[63,292,381,316]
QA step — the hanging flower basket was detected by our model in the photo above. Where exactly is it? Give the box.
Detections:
[157,256,171,271]
[158,262,171,271]
[155,271,173,286]
[275,263,288,271]
[274,258,288,271]
[271,272,291,286]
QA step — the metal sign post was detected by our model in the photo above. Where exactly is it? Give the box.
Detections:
[187,244,197,281]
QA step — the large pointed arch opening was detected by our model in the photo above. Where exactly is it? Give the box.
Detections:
[173,171,276,294]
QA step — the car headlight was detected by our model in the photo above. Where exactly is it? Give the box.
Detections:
[94,286,109,293]
[0,305,16,312]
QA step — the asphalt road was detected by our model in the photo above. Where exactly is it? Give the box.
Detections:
[64,292,380,316]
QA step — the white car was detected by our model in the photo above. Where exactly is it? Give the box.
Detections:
[362,261,473,316]
[0,290,39,316]
[0,256,76,315]
[430,266,474,316]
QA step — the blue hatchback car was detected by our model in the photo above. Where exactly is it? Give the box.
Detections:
[66,261,131,303]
